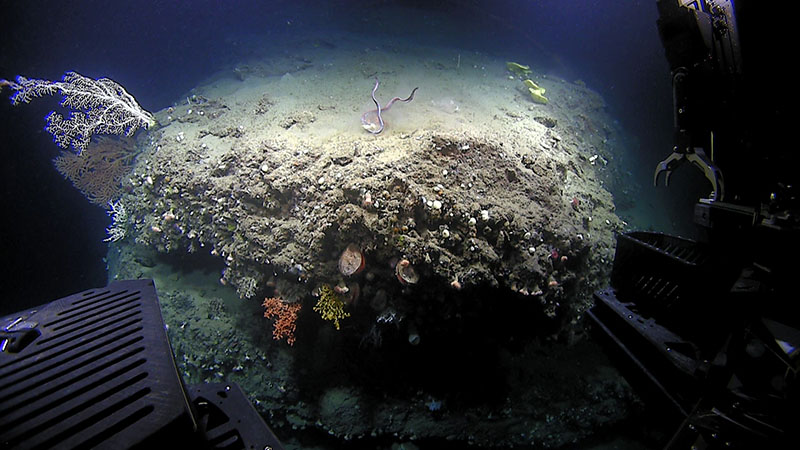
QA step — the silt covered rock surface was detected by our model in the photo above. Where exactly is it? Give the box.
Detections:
[109,42,636,448]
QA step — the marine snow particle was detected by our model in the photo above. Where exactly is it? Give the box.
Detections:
[338,244,366,276]
[480,209,490,221]
[408,324,420,345]
[395,259,419,285]
[468,217,477,226]
[432,200,442,210]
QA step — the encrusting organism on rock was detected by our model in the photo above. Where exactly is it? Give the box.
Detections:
[338,243,365,276]
[395,258,419,285]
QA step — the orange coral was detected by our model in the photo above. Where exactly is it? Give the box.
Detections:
[262,297,302,346]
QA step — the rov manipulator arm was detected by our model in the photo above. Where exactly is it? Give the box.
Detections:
[653,0,742,202]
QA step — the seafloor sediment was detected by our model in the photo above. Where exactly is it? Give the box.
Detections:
[108,38,637,448]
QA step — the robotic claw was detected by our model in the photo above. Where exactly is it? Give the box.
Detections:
[654,143,724,201]
[652,0,741,202]
[591,1,799,449]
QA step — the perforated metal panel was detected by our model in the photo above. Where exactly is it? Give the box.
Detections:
[0,279,194,450]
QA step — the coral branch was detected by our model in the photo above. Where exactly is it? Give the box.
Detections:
[314,284,350,330]
[6,72,155,153]
[53,136,135,207]
[263,297,302,346]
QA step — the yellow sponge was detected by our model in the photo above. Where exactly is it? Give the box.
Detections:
[523,79,548,104]
[528,87,548,104]
[522,79,542,91]
[506,61,532,77]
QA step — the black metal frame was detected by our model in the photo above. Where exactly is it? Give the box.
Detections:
[1,279,283,450]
